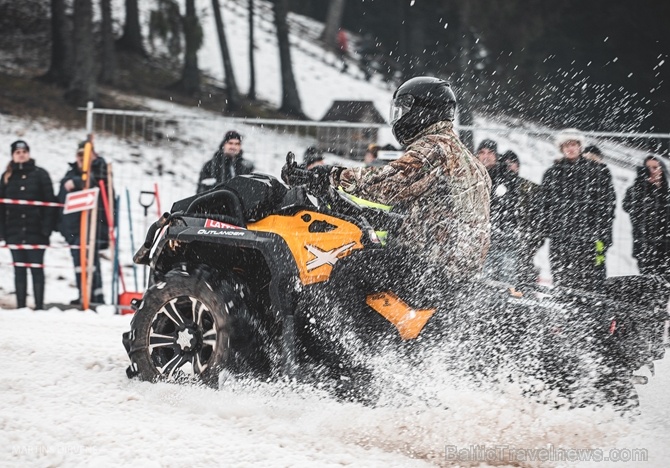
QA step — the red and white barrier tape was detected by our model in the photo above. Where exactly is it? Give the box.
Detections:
[2,262,74,270]
[0,244,79,250]
[11,262,44,268]
[0,198,64,207]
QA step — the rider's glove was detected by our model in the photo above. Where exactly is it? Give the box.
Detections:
[281,161,310,186]
[308,165,334,193]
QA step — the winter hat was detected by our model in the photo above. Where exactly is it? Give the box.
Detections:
[303,146,324,167]
[555,128,585,150]
[476,139,498,154]
[499,150,519,165]
[77,141,87,153]
[221,130,242,146]
[583,145,602,156]
[10,140,29,154]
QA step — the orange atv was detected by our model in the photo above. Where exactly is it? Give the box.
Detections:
[122,153,667,408]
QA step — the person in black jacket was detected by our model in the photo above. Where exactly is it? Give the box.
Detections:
[476,139,519,282]
[0,140,57,309]
[57,141,110,305]
[196,130,255,193]
[538,129,616,290]
[498,151,544,283]
[623,155,670,275]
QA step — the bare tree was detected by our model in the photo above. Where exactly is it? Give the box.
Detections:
[211,0,240,111]
[247,0,256,100]
[174,0,201,95]
[319,0,346,49]
[42,0,73,86]
[273,0,304,117]
[456,1,475,152]
[100,0,118,85]
[117,0,145,55]
[65,0,97,106]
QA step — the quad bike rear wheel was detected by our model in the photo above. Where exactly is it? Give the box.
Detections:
[127,268,252,386]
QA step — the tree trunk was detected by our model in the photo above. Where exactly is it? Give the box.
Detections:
[319,0,346,49]
[117,0,145,55]
[100,0,118,85]
[211,0,240,111]
[64,0,97,106]
[42,0,73,86]
[176,0,201,95]
[407,4,426,75]
[456,1,474,152]
[247,0,256,100]
[274,0,304,117]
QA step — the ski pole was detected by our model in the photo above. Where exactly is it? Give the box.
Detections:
[139,190,156,289]
[126,189,139,291]
[154,182,162,218]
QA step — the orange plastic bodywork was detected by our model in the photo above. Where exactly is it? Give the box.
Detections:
[366,291,436,340]
[247,210,364,285]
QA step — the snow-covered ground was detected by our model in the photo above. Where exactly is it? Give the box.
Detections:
[1,1,669,466]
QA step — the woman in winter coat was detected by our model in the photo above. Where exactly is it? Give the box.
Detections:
[0,140,57,309]
[623,155,670,275]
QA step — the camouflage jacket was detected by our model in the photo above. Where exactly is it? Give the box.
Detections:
[332,120,491,281]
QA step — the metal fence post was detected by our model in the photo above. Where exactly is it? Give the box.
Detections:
[86,101,94,135]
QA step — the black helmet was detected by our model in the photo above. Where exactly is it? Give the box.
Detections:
[390,76,456,146]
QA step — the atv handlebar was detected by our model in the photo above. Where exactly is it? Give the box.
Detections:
[283,151,404,234]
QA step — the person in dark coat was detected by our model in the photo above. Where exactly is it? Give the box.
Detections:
[0,140,57,309]
[538,129,616,290]
[477,143,541,284]
[497,150,543,283]
[476,139,520,282]
[57,141,110,305]
[623,155,670,275]
[196,130,255,194]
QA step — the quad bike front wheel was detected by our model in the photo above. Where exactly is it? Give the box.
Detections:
[124,268,250,386]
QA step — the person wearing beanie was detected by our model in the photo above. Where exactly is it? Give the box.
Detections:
[623,155,670,275]
[475,139,498,171]
[57,140,111,305]
[197,130,255,193]
[537,129,615,290]
[0,140,57,309]
[487,149,543,283]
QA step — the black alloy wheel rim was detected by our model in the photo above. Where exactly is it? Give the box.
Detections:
[148,296,219,380]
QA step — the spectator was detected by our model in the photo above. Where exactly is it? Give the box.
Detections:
[196,130,254,193]
[623,155,670,275]
[0,140,57,310]
[58,141,110,305]
[477,141,522,283]
[336,29,349,73]
[357,32,375,81]
[583,145,605,164]
[475,139,499,173]
[302,146,325,170]
[538,129,616,290]
[497,150,543,283]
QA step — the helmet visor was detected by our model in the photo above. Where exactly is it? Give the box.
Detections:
[389,94,414,126]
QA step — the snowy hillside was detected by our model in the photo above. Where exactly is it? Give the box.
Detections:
[1,1,669,467]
